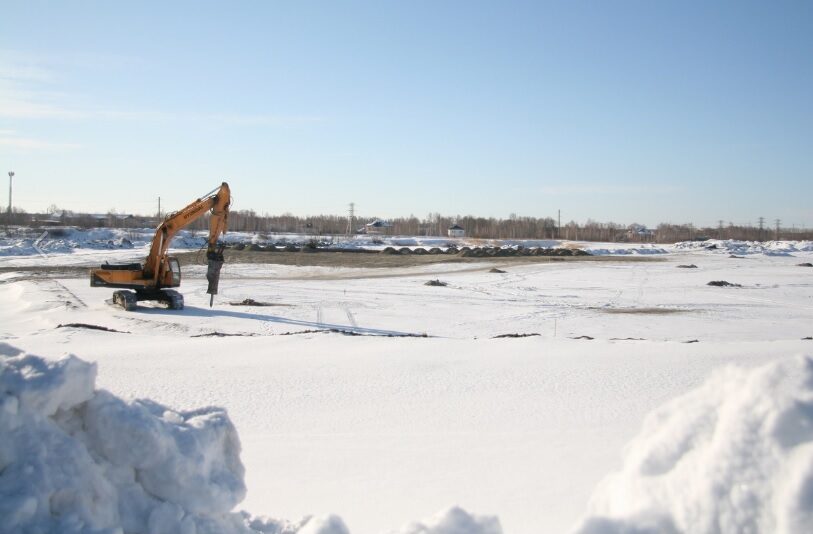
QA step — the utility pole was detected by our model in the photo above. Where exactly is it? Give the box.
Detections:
[345,202,354,236]
[7,171,14,226]
[157,197,162,220]
[758,216,765,241]
[557,209,561,240]
[774,219,781,240]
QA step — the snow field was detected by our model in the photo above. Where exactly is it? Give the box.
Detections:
[0,344,501,534]
[1,244,812,532]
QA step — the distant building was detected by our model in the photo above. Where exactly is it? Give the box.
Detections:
[626,224,654,241]
[363,219,393,235]
[448,223,465,238]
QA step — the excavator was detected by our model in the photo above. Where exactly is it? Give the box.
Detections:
[90,182,231,311]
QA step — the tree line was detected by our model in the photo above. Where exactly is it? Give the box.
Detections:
[5,207,813,242]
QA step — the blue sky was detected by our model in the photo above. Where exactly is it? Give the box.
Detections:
[1,1,811,228]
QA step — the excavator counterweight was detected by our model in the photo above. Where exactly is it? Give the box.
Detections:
[90,182,231,310]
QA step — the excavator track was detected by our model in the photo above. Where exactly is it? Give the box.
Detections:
[161,289,185,310]
[112,290,138,311]
[111,289,184,311]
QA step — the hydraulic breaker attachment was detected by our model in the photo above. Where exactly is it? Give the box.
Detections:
[206,246,225,307]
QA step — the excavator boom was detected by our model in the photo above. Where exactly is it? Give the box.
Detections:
[90,182,231,310]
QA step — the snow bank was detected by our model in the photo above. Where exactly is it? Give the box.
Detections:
[392,506,502,534]
[0,342,249,534]
[581,245,669,256]
[574,355,813,534]
[0,343,501,534]
[674,239,813,256]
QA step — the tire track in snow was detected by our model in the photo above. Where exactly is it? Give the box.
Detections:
[712,290,813,311]
[344,306,358,328]
[40,279,87,309]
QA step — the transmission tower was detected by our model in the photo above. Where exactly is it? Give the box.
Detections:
[758,216,765,241]
[345,202,355,236]
[775,219,781,240]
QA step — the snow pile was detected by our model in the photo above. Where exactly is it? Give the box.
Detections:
[392,506,502,534]
[674,239,813,256]
[582,245,669,256]
[574,355,813,534]
[0,342,250,534]
[0,343,501,534]
[0,228,145,256]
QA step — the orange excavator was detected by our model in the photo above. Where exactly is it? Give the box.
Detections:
[90,182,231,311]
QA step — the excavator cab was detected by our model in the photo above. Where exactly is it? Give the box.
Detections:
[168,257,181,287]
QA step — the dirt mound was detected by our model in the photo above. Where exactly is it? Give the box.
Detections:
[381,247,398,254]
[57,323,129,333]
[424,279,448,287]
[677,264,698,268]
[428,247,443,254]
[412,248,428,255]
[489,267,506,273]
[708,280,742,287]
[797,262,813,267]
[229,298,282,307]
[398,247,413,255]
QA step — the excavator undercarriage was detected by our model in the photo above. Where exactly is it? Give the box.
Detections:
[111,288,184,311]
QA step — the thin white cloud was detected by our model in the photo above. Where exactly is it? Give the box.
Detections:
[204,112,324,126]
[0,93,85,119]
[0,49,324,125]
[0,86,323,125]
[0,134,81,150]
[0,50,55,84]
[538,183,681,195]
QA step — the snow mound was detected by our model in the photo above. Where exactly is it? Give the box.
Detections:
[674,239,813,256]
[0,342,248,534]
[574,355,813,534]
[393,506,502,534]
[582,246,669,256]
[0,343,501,534]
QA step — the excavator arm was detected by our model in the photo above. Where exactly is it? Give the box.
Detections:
[143,183,231,283]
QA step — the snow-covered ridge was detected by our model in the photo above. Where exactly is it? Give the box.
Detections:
[5,227,813,259]
[0,343,501,534]
[0,227,672,257]
[674,239,813,256]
